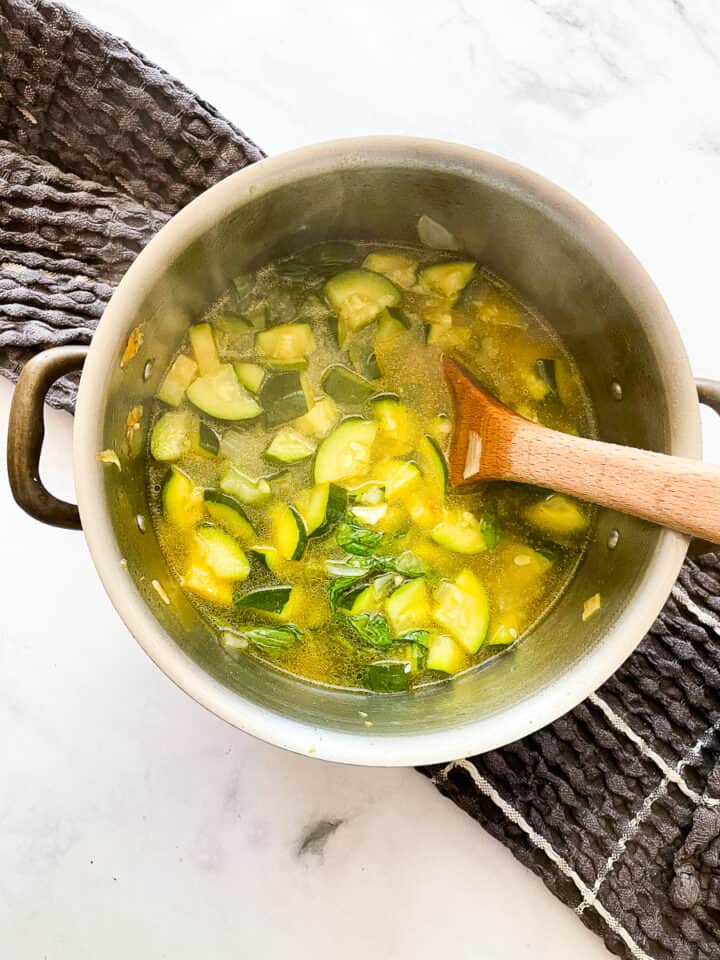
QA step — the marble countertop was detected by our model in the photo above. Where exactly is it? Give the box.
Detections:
[4,1,720,957]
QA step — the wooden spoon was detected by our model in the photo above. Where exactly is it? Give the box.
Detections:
[443,356,720,543]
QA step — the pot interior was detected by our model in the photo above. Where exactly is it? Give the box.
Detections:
[96,149,693,745]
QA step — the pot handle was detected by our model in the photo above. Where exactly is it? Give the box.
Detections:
[7,345,88,530]
[689,378,720,555]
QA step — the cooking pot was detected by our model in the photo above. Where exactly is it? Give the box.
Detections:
[8,137,720,766]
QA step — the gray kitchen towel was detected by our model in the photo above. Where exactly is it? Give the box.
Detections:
[2,3,720,958]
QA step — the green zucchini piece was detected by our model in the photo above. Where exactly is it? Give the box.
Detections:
[187,364,262,421]
[419,434,448,495]
[234,585,292,614]
[219,463,271,504]
[234,361,265,393]
[259,370,312,427]
[156,353,198,406]
[348,338,381,381]
[432,569,489,653]
[524,494,589,538]
[204,490,255,541]
[293,396,339,438]
[296,482,347,537]
[350,503,388,526]
[189,322,221,375]
[314,418,378,484]
[488,616,520,646]
[362,251,418,289]
[151,410,195,462]
[418,261,476,298]
[430,509,487,554]
[374,458,421,499]
[264,427,316,464]
[375,307,407,340]
[193,525,250,581]
[271,504,308,560]
[161,466,204,529]
[371,395,416,452]
[385,580,431,636]
[324,269,401,333]
[256,322,316,362]
[197,422,220,456]
[535,359,557,396]
[321,365,375,405]
[426,633,466,674]
[362,661,411,692]
[249,546,283,573]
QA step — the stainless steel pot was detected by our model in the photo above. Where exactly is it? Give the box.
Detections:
[8,137,720,765]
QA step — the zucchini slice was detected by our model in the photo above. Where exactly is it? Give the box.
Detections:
[219,463,272,504]
[324,269,401,333]
[259,370,313,427]
[196,422,220,456]
[321,365,375,405]
[234,585,292,614]
[373,457,421,500]
[187,364,262,420]
[192,526,250,581]
[264,427,316,464]
[385,580,431,636]
[362,251,418,289]
[418,434,449,495]
[432,569,489,653]
[183,565,233,606]
[314,418,378,484]
[256,322,316,362]
[488,615,521,646]
[204,490,255,541]
[375,308,407,340]
[426,633,466,674]
[156,353,198,406]
[430,509,487,554]
[348,337,381,381]
[151,410,195,462]
[371,395,417,454]
[189,322,221,375]
[249,545,283,573]
[295,482,347,537]
[161,466,204,529]
[271,504,308,560]
[293,396,338,438]
[234,361,265,393]
[418,261,476,298]
[524,494,589,538]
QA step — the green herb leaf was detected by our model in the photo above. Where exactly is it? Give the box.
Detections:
[386,550,429,577]
[397,629,431,648]
[345,612,393,648]
[362,661,411,692]
[480,512,501,550]
[337,517,384,556]
[226,623,301,655]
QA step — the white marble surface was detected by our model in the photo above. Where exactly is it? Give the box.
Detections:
[4,1,720,957]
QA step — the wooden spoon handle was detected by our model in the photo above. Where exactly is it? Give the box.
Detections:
[503,420,720,542]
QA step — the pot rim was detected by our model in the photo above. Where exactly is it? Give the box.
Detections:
[73,136,699,766]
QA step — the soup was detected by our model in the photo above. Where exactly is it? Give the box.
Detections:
[145,242,594,692]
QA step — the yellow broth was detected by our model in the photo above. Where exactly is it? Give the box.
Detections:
[146,242,594,691]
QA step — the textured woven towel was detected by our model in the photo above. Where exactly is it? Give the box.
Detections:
[3,3,720,958]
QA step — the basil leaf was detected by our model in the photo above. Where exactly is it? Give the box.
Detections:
[222,623,301,656]
[345,613,393,649]
[385,550,429,577]
[397,629,431,648]
[328,576,363,612]
[480,512,501,550]
[336,517,384,556]
[325,556,376,578]
[362,661,411,692]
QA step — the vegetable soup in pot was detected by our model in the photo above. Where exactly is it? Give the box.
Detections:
[145,242,595,692]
